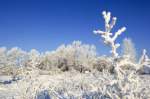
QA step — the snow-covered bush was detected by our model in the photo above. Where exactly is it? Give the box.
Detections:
[114,56,137,71]
[138,49,150,74]
[7,47,27,67]
[93,56,114,73]
[100,68,141,98]
[58,41,96,64]
[0,47,27,76]
[94,11,126,58]
[0,42,97,75]
[0,47,8,75]
[92,11,146,98]
[37,51,58,70]
[139,49,150,65]
[0,47,7,67]
[26,49,41,68]
[38,41,97,72]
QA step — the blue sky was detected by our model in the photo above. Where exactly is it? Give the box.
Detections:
[0,0,149,56]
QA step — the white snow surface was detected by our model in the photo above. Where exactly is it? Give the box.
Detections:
[0,70,150,99]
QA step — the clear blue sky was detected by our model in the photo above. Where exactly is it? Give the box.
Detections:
[0,0,149,55]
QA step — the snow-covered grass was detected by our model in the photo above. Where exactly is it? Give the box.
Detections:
[0,69,150,99]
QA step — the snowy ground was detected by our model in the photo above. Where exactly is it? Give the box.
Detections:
[0,70,150,99]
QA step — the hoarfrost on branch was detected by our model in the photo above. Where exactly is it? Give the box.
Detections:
[93,11,126,58]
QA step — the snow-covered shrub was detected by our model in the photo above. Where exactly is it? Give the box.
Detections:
[0,47,27,76]
[7,47,27,67]
[38,41,97,72]
[122,38,137,63]
[114,56,137,71]
[93,11,145,98]
[139,49,150,65]
[26,49,41,68]
[100,68,141,98]
[0,47,8,75]
[93,56,114,73]
[93,10,140,72]
[94,11,126,58]
[137,49,150,74]
[56,41,96,71]
[0,42,96,74]
[37,51,59,70]
[0,47,7,67]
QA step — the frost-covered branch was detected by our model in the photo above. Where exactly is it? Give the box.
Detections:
[94,11,126,57]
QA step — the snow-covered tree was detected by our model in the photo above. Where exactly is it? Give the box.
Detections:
[0,47,8,75]
[44,41,97,72]
[33,41,96,72]
[122,38,137,62]
[38,51,58,70]
[27,49,41,68]
[0,47,7,68]
[139,49,150,65]
[0,47,27,75]
[7,47,27,67]
[93,11,126,58]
